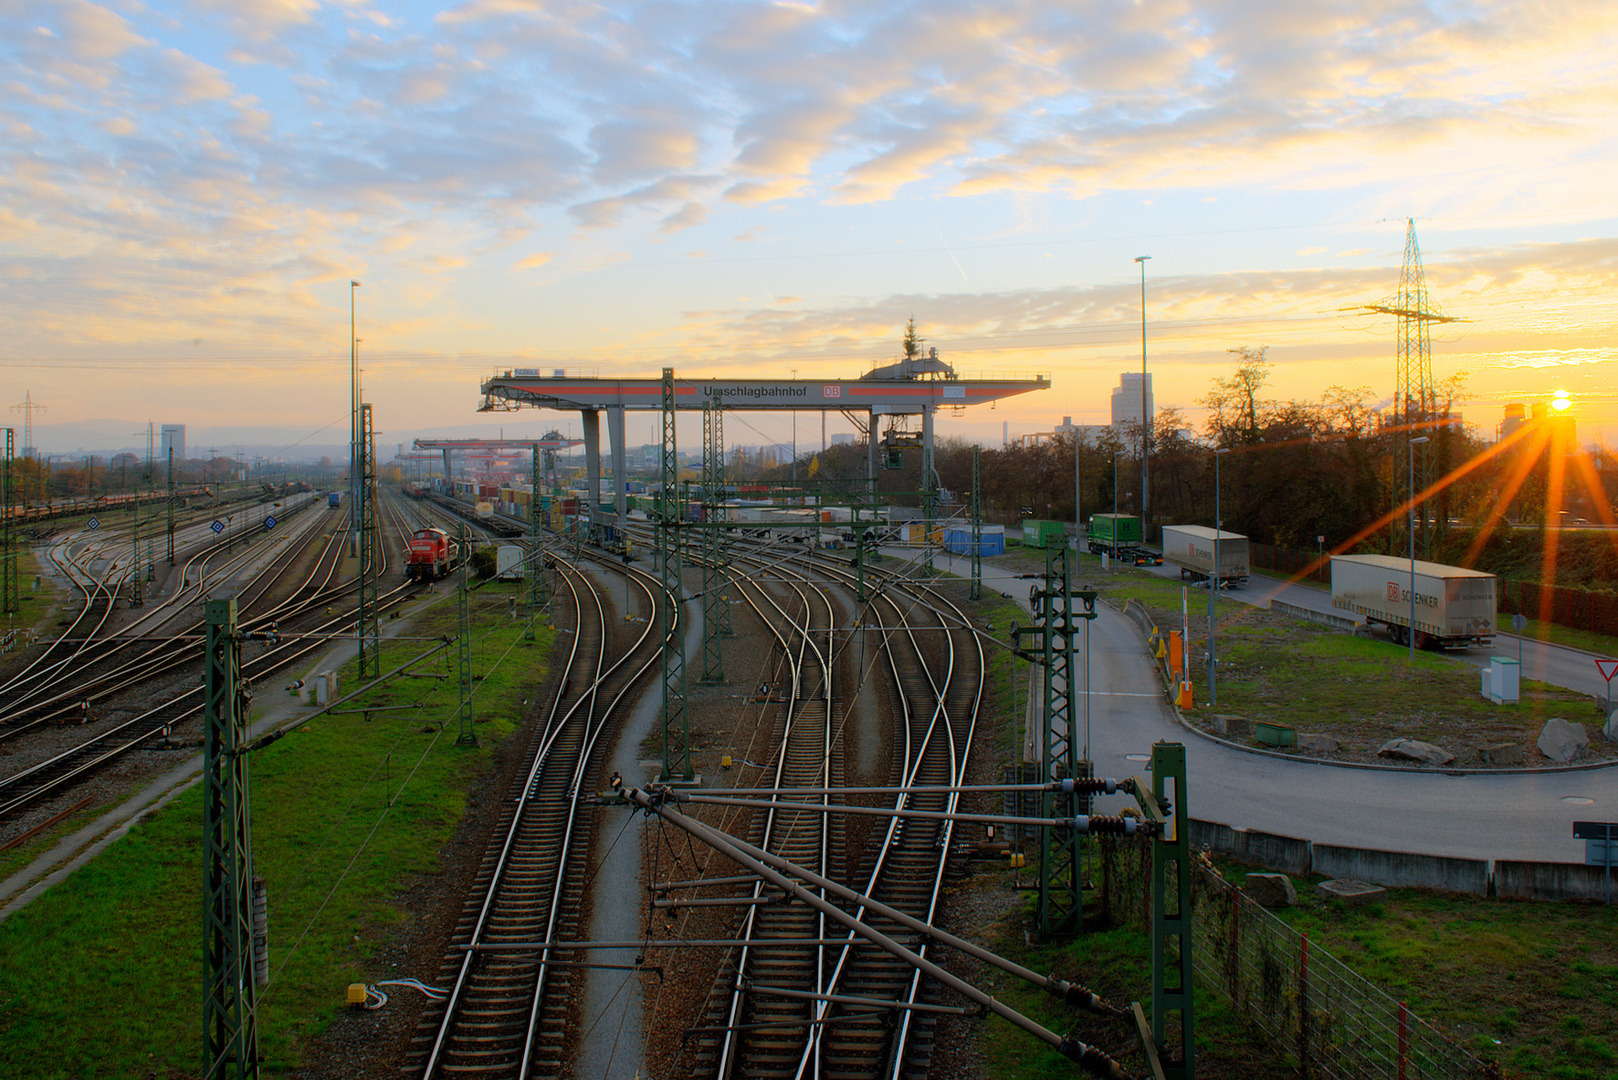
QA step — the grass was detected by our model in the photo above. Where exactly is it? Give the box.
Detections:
[0,584,549,1079]
[1217,862,1618,1079]
[967,852,1618,1080]
[970,856,1298,1080]
[1086,568,1598,761]
[962,554,1618,1079]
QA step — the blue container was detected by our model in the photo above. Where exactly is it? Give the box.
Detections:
[943,525,1005,556]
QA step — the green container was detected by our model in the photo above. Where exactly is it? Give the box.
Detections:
[1087,513,1143,546]
[1020,519,1067,549]
[1254,721,1297,748]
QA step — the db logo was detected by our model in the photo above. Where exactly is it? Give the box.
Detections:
[823,384,841,399]
[1386,582,1400,601]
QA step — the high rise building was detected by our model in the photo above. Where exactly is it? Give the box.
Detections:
[1110,373,1153,429]
[160,424,186,465]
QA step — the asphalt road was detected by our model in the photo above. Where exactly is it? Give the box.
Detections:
[893,547,1614,867]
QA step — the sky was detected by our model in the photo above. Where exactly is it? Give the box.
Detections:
[4,0,1618,460]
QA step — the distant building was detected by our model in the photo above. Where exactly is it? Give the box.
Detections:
[1111,373,1153,429]
[160,424,185,464]
[1054,416,1111,442]
[1500,403,1527,440]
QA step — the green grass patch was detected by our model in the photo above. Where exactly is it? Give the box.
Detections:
[0,585,549,1078]
[1211,861,1618,1079]
[1091,569,1594,759]
[967,856,1618,1080]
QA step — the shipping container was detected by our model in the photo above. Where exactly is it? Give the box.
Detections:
[943,525,1006,556]
[1086,513,1141,553]
[1020,519,1067,549]
[1330,554,1495,649]
[1161,524,1249,585]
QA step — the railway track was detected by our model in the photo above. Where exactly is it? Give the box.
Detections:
[809,556,984,1080]
[410,551,665,1079]
[651,536,984,1080]
[0,490,433,825]
[694,559,839,1079]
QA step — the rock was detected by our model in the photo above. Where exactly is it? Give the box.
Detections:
[1605,711,1618,742]
[1377,738,1455,766]
[1213,715,1250,739]
[1244,873,1297,908]
[1297,733,1339,754]
[1480,743,1526,768]
[1317,879,1387,906]
[1537,717,1589,763]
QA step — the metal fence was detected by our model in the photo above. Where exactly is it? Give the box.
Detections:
[1097,841,1503,1079]
[1191,868,1502,1080]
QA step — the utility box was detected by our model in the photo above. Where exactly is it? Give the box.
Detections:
[1482,657,1520,704]
[496,544,526,580]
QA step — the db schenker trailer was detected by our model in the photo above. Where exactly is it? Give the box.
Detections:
[1161,524,1249,586]
[1086,514,1162,565]
[1330,553,1496,649]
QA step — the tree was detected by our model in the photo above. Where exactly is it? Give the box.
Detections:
[1200,346,1270,446]
[902,317,924,360]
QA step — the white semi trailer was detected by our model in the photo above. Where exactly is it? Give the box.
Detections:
[1161,524,1250,586]
[1330,553,1496,649]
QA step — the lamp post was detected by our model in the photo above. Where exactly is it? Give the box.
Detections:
[1073,429,1081,553]
[1209,447,1231,706]
[1111,451,1119,524]
[1134,255,1151,532]
[1408,435,1430,660]
[349,280,361,557]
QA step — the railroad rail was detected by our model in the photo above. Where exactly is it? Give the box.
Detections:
[410,550,665,1078]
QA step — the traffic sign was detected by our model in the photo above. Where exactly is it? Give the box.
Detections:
[1511,613,1527,632]
[212,519,224,534]
[87,517,99,530]
[1597,660,1618,683]
[263,516,277,530]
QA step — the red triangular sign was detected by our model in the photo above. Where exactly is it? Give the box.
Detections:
[1597,659,1618,681]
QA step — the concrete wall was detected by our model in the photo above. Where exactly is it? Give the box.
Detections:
[1270,598,1360,632]
[1314,844,1489,896]
[1195,824,1606,902]
[1496,860,1617,902]
[1191,819,1236,855]
[1231,829,1312,875]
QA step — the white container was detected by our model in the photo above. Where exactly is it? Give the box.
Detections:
[1331,553,1496,649]
[1161,524,1249,585]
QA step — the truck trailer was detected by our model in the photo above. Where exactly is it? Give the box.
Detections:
[1330,553,1496,649]
[1086,513,1140,553]
[1085,514,1162,564]
[1161,524,1249,586]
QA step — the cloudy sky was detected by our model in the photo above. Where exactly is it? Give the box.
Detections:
[5,0,1617,457]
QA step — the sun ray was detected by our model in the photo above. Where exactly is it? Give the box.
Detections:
[1460,426,1552,567]
[1537,444,1570,637]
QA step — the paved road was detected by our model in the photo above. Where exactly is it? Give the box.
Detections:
[889,548,1613,867]
[1147,563,1618,703]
